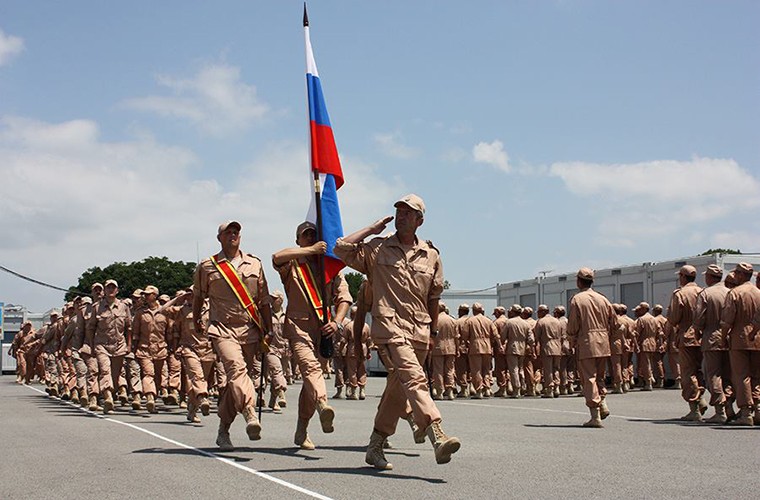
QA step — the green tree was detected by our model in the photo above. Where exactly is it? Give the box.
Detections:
[344,271,365,302]
[700,248,741,256]
[66,256,196,301]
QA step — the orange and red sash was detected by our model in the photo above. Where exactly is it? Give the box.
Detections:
[295,261,331,323]
[211,255,263,331]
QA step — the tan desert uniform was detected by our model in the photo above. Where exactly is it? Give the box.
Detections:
[133,305,169,401]
[721,278,760,416]
[455,312,471,395]
[194,251,271,428]
[693,278,731,410]
[492,310,508,395]
[609,308,627,391]
[461,311,497,396]
[635,309,662,386]
[62,306,88,401]
[567,289,615,409]
[535,312,562,396]
[619,312,636,390]
[431,309,458,397]
[10,325,31,383]
[667,280,703,403]
[344,316,372,396]
[332,318,348,397]
[262,302,288,407]
[41,315,63,394]
[87,298,132,400]
[335,233,444,437]
[502,312,534,397]
[274,257,351,422]
[654,311,675,386]
[556,309,574,393]
[167,299,214,412]
[77,298,101,402]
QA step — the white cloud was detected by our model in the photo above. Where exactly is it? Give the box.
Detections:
[123,63,270,135]
[0,116,402,310]
[373,131,419,159]
[0,28,24,66]
[473,140,510,173]
[549,156,760,247]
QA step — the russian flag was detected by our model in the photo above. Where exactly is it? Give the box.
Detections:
[304,10,345,283]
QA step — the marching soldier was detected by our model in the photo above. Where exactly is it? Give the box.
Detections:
[194,220,274,450]
[667,265,705,421]
[634,302,662,391]
[461,303,497,399]
[693,264,732,423]
[721,262,760,425]
[492,307,509,397]
[344,304,372,400]
[566,268,615,428]
[335,194,461,469]
[431,302,458,400]
[133,285,169,413]
[455,304,471,398]
[272,221,349,450]
[535,304,562,398]
[502,304,533,398]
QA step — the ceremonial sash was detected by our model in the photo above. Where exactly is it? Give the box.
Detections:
[295,261,331,323]
[210,255,263,331]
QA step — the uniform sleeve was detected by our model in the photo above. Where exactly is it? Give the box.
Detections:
[720,291,736,332]
[429,253,444,301]
[331,273,353,307]
[693,291,708,333]
[334,238,374,275]
[667,291,682,330]
[256,264,272,307]
[566,298,580,341]
[271,257,294,283]
[194,262,208,300]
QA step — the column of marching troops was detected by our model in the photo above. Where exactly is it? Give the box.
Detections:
[6,195,760,470]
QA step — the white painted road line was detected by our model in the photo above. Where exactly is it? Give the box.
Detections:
[24,384,334,500]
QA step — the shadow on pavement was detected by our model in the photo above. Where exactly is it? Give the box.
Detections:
[257,466,446,484]
[133,446,324,462]
[523,423,588,428]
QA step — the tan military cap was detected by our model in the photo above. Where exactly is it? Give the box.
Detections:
[81,297,92,305]
[124,298,132,307]
[523,307,534,315]
[494,306,506,314]
[132,288,144,298]
[635,302,650,311]
[50,310,60,317]
[509,304,523,314]
[577,267,594,280]
[735,262,754,276]
[91,282,104,290]
[143,285,159,295]
[394,193,426,215]
[704,264,723,278]
[653,304,663,312]
[619,303,628,313]
[676,265,697,277]
[458,303,470,310]
[104,279,118,288]
[217,220,241,235]
[554,305,566,313]
[158,294,170,303]
[472,302,483,310]
[537,304,549,312]
[296,221,317,238]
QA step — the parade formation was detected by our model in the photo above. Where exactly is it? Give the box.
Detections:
[8,194,760,472]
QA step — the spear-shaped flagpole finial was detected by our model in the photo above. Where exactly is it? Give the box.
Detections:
[303,3,309,27]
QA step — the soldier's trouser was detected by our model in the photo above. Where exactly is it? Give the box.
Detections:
[122,354,142,394]
[167,352,182,391]
[138,357,165,396]
[71,351,88,392]
[610,353,624,385]
[82,352,100,395]
[374,338,441,436]
[182,350,214,405]
[667,348,681,381]
[264,352,287,394]
[455,354,469,387]
[638,352,655,382]
[431,354,455,391]
[213,337,258,425]
[346,355,368,388]
[281,350,293,380]
[95,352,125,394]
[679,346,703,403]
[655,352,666,382]
[623,352,634,383]
[560,355,571,387]
[468,354,490,392]
[703,350,732,406]
[60,357,76,391]
[579,357,607,408]
[333,355,346,388]
[542,355,561,389]
[494,353,507,388]
[16,353,27,380]
[523,358,535,391]
[288,331,329,421]
[44,353,60,387]
[214,358,227,389]
[729,349,760,409]
[506,354,525,393]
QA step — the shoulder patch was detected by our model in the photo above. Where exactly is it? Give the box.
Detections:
[425,240,440,253]
[246,253,261,262]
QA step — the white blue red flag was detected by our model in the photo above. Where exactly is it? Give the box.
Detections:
[304,9,345,282]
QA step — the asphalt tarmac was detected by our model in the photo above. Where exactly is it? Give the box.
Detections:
[1,375,758,499]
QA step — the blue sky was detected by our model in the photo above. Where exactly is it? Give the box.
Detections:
[1,1,758,311]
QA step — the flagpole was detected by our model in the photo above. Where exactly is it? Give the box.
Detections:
[305,3,333,358]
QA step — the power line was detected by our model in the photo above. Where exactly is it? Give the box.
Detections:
[0,264,86,296]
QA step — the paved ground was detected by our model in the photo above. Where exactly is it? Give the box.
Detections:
[1,375,759,499]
